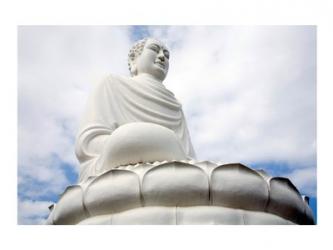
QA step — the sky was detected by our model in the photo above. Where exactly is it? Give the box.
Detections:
[17,25,316,224]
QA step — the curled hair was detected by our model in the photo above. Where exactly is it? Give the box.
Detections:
[128,38,149,76]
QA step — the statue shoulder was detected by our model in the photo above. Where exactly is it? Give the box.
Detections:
[97,74,130,88]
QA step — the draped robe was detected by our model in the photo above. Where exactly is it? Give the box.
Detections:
[75,74,196,182]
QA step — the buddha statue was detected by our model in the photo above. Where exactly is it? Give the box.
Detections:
[46,37,314,225]
[75,38,196,183]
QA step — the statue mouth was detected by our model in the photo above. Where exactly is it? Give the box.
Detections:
[155,61,165,68]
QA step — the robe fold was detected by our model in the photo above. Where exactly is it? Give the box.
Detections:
[75,74,196,182]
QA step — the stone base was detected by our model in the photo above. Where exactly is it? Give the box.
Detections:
[46,161,314,225]
[78,206,295,225]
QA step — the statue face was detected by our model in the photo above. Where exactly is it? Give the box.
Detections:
[134,38,170,81]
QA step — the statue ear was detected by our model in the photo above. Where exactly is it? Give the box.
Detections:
[130,61,137,76]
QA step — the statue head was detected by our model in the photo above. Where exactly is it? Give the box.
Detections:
[128,38,170,81]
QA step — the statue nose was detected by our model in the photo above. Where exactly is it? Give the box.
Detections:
[158,51,165,61]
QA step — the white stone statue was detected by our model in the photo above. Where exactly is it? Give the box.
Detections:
[75,38,196,183]
[46,37,314,225]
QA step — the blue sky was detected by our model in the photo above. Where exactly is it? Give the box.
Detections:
[17,25,316,224]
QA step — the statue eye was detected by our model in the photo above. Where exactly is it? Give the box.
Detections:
[164,50,170,59]
[149,45,160,53]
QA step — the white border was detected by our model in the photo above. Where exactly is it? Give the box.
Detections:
[1,0,332,249]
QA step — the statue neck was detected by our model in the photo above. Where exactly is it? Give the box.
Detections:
[132,73,164,84]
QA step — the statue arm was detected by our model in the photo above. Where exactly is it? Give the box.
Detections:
[75,123,117,164]
[75,75,119,164]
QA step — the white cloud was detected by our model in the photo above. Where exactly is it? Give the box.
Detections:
[286,167,317,197]
[18,156,69,198]
[18,199,53,225]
